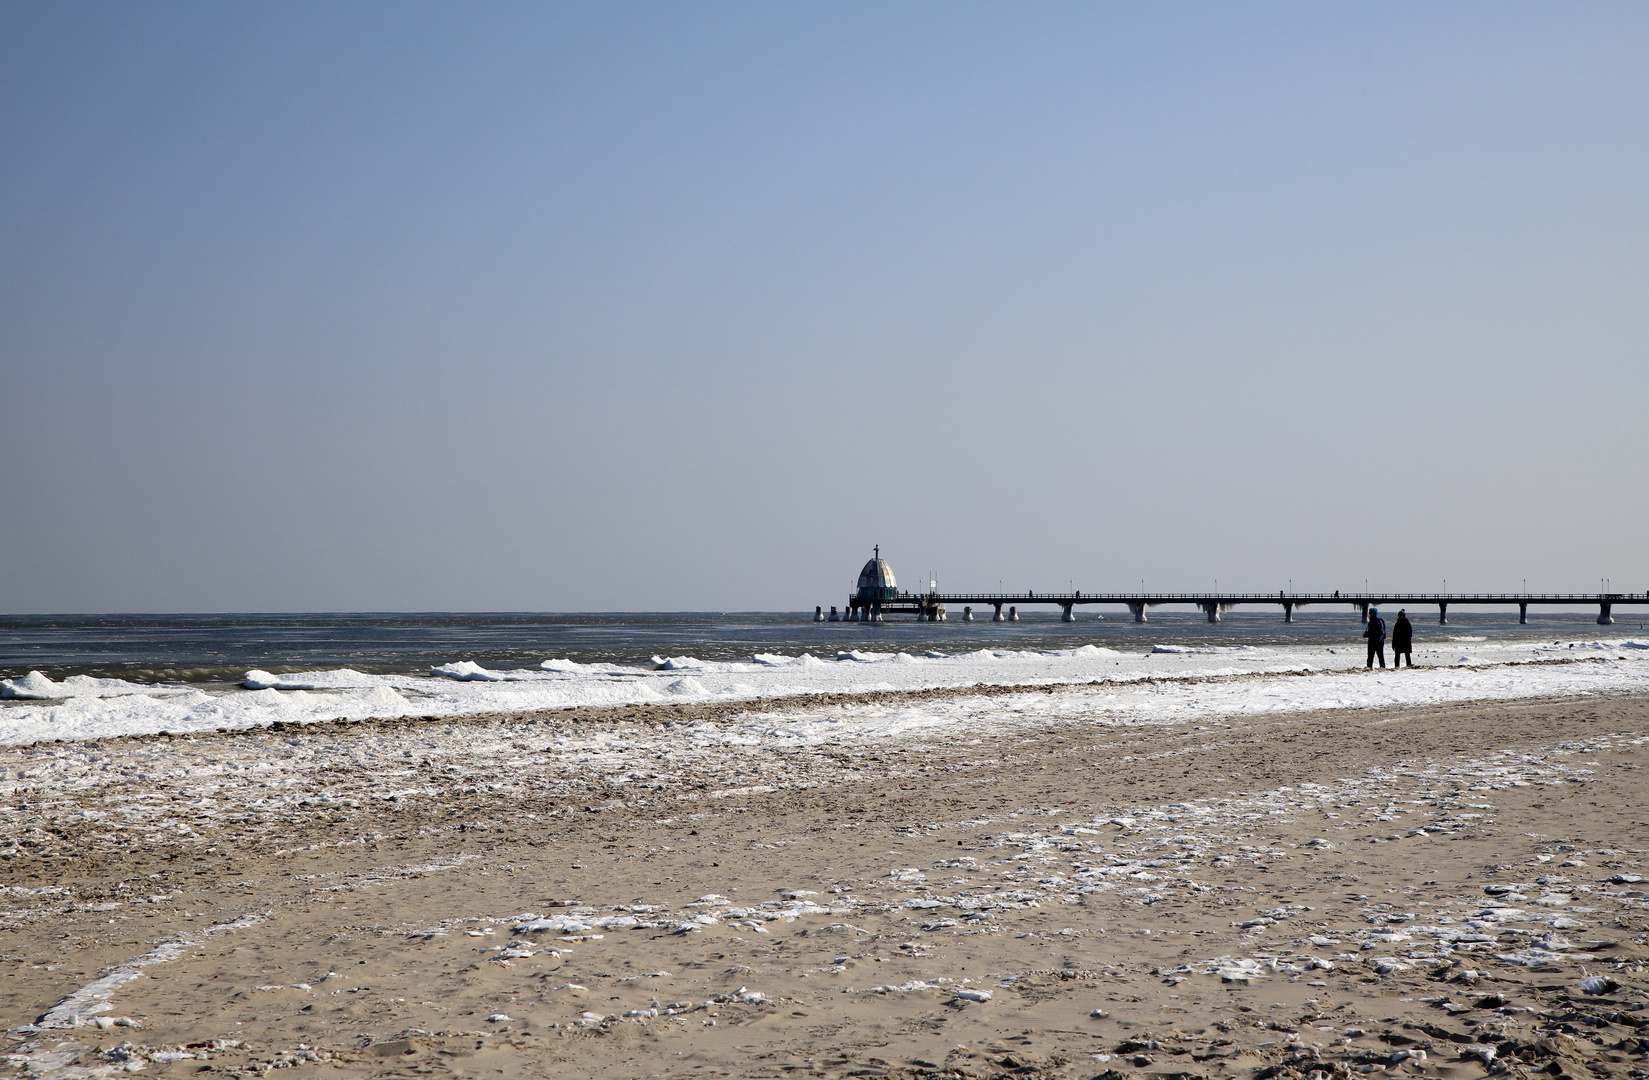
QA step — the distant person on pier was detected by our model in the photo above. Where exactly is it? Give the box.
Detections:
[1363,607,1387,669]
[1391,610,1414,667]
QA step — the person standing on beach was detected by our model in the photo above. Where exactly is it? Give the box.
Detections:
[1363,607,1387,669]
[1392,609,1414,667]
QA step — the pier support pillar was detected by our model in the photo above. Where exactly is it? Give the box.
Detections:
[963,606,973,622]
[1519,603,1527,625]
[815,605,824,622]
[1439,603,1448,625]
[1202,602,1222,623]
[1283,602,1294,623]
[1129,602,1147,623]
[829,606,839,622]
[1061,603,1075,622]
[1008,606,1019,621]
[992,603,1004,622]
[872,602,883,623]
[1358,603,1368,624]
[1598,602,1613,625]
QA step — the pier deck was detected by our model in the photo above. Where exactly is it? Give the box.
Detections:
[832,590,1648,625]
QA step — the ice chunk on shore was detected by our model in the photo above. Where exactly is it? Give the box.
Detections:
[242,669,384,691]
[432,661,501,681]
[1,671,192,700]
[1042,644,1127,658]
[514,913,636,934]
[244,671,295,690]
[750,652,829,668]
[3,672,80,699]
[1216,957,1268,983]
[515,915,595,934]
[431,661,512,681]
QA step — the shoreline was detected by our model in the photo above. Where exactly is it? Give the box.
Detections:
[4,652,1644,751]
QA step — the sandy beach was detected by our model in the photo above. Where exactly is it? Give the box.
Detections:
[10,3,1649,1076]
[4,674,1648,1079]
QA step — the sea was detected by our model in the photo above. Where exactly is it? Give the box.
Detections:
[3,608,1646,747]
[0,607,1633,685]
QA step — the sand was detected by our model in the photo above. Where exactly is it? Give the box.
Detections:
[4,684,1648,1079]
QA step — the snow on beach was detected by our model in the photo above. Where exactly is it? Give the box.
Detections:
[5,672,1646,1080]
[1,635,1646,747]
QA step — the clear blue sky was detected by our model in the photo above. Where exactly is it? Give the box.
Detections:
[3,3,1645,612]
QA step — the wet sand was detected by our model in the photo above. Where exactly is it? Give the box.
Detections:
[4,687,1648,1078]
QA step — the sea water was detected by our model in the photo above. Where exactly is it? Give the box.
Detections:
[3,608,1636,682]
[1,609,1645,745]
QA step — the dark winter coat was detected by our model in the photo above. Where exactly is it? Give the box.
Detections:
[1363,615,1386,644]
[1392,615,1413,650]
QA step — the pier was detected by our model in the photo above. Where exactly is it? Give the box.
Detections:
[818,551,1645,626]
[841,590,1647,626]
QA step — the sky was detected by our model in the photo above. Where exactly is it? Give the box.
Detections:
[2,2,1646,613]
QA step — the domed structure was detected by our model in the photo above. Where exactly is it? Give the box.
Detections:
[856,546,898,602]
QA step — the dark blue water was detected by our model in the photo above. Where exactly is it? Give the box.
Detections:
[0,609,1630,684]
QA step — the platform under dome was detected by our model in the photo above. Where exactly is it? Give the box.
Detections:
[856,547,898,602]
